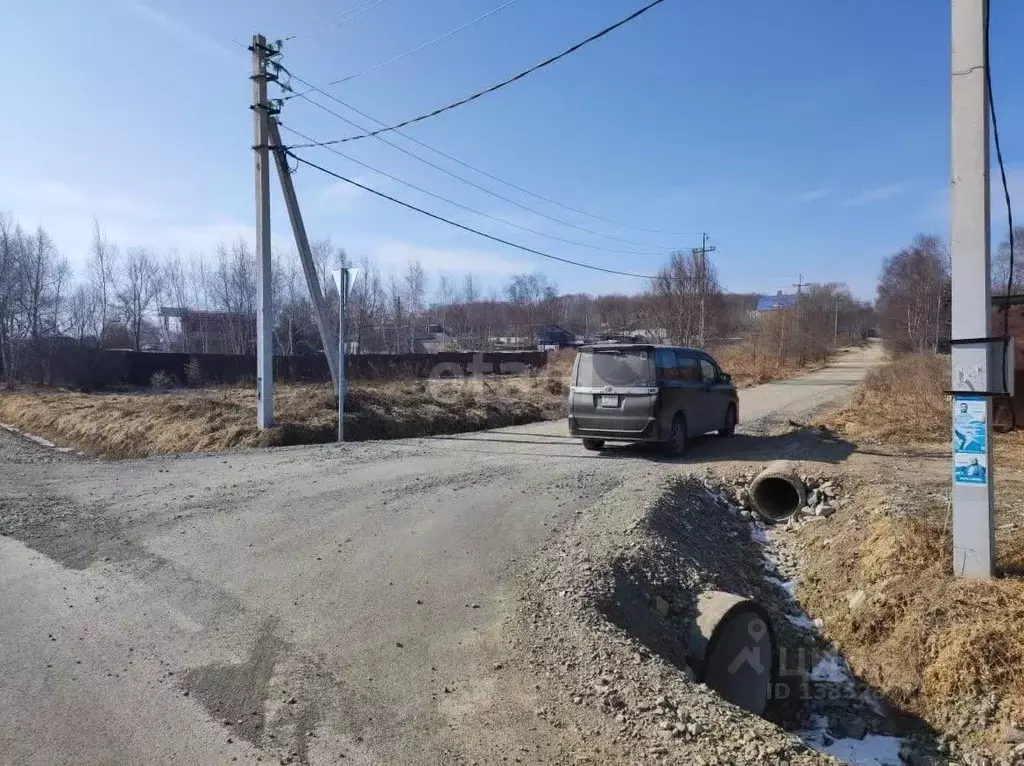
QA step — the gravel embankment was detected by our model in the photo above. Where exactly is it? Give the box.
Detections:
[515,469,949,765]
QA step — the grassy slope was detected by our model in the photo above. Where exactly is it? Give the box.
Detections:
[0,377,567,459]
[807,353,1024,756]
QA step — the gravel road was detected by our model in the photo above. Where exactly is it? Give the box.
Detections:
[0,344,882,764]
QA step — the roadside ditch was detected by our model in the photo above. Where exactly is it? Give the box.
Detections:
[515,468,950,765]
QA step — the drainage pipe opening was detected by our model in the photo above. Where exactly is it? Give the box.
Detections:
[750,460,806,523]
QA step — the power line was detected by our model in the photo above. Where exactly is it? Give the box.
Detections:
[287,151,669,280]
[284,0,668,142]
[275,69,698,239]
[293,0,390,44]
[985,0,1016,430]
[282,89,691,251]
[278,122,671,255]
[327,0,522,86]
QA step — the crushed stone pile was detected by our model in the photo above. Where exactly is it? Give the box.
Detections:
[710,470,847,529]
[516,473,833,764]
[515,470,951,765]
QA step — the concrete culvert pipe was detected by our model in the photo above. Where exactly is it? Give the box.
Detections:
[688,591,777,716]
[749,460,806,523]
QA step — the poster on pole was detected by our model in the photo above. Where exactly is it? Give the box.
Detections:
[953,395,988,485]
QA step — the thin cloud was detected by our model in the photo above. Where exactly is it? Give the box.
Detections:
[118,0,239,65]
[787,188,832,204]
[321,180,365,209]
[844,182,914,207]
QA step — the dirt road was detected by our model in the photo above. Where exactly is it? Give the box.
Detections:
[0,344,882,764]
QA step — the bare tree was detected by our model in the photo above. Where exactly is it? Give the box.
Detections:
[116,246,163,352]
[403,259,428,348]
[0,213,24,381]
[648,249,722,346]
[877,234,951,354]
[993,225,1023,296]
[505,272,557,345]
[210,241,258,354]
[88,220,119,344]
[387,271,405,353]
[433,274,455,332]
[67,284,97,345]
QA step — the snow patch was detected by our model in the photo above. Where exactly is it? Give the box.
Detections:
[748,510,907,762]
[765,575,798,599]
[810,655,852,684]
[801,715,903,766]
[786,612,818,630]
[750,525,770,545]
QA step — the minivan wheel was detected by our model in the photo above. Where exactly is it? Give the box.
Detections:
[666,415,688,456]
[582,438,605,452]
[719,404,737,437]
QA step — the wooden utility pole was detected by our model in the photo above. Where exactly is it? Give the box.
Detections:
[251,34,274,429]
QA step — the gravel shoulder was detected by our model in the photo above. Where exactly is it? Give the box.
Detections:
[0,345,881,764]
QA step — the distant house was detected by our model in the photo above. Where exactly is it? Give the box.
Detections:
[756,291,799,313]
[536,325,576,349]
[159,307,255,354]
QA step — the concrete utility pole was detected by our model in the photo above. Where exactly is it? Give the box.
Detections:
[694,233,716,348]
[252,34,274,429]
[792,274,804,303]
[950,0,995,578]
[268,119,340,388]
[833,296,840,348]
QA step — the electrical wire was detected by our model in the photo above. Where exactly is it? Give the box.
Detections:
[282,88,693,250]
[275,69,697,238]
[287,151,671,280]
[294,0,390,45]
[326,0,521,86]
[985,0,1017,430]
[278,122,671,255]
[284,0,668,142]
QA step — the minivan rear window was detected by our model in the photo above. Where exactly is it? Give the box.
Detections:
[576,348,653,388]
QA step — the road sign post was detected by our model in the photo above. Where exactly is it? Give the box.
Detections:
[333,268,359,442]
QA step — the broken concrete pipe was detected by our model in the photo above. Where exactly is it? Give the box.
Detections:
[688,591,777,716]
[749,461,807,523]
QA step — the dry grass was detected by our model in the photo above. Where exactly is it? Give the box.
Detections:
[820,354,948,442]
[819,353,1024,470]
[0,376,568,459]
[800,353,1024,754]
[798,503,1024,752]
[712,342,823,388]
[546,348,577,380]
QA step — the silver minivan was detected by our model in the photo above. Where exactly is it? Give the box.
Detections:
[567,344,739,454]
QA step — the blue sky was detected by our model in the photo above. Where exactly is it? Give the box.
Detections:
[4,0,1023,300]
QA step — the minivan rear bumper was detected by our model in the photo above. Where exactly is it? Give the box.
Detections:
[568,417,661,442]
